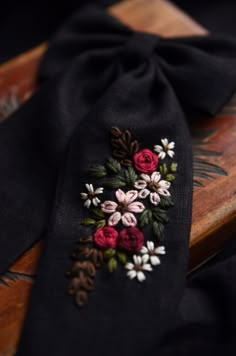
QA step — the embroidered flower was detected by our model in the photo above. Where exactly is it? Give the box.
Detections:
[101,189,145,227]
[125,255,152,282]
[118,227,144,253]
[81,184,104,208]
[94,227,118,249]
[154,138,175,159]
[134,172,170,205]
[141,241,166,266]
[133,149,158,174]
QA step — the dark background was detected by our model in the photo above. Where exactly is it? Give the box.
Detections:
[0,0,236,64]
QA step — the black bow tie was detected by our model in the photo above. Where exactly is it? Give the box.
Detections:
[0,5,235,356]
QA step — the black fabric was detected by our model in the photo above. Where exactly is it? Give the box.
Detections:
[0,0,117,63]
[0,5,235,355]
[161,238,236,355]
[2,0,236,64]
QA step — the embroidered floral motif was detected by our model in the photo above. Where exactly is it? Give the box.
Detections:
[125,255,152,282]
[67,128,177,306]
[154,138,175,159]
[81,184,104,208]
[141,241,166,266]
[101,189,145,227]
[134,172,170,205]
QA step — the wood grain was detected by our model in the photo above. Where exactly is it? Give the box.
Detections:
[0,0,235,354]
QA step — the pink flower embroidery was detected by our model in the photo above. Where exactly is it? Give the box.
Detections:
[134,172,170,206]
[118,227,144,253]
[101,189,145,227]
[133,149,158,174]
[94,227,118,249]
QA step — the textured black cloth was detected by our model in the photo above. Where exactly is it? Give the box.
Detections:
[0,5,234,355]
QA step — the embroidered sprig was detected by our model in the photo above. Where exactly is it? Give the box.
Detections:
[67,127,177,306]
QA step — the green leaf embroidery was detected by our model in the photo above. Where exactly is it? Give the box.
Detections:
[80,218,96,226]
[103,177,126,189]
[152,221,165,240]
[159,196,174,209]
[106,158,121,174]
[159,163,168,177]
[117,251,127,265]
[170,162,178,173]
[91,208,105,220]
[103,249,116,260]
[139,209,152,228]
[95,219,106,230]
[123,166,138,186]
[152,208,169,224]
[108,257,118,272]
[165,174,176,182]
[89,164,107,178]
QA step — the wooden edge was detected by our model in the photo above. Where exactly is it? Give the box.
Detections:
[109,0,207,36]
[0,43,47,75]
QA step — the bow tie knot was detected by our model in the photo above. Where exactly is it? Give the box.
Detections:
[123,32,159,66]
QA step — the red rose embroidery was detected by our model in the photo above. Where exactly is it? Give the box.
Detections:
[118,227,144,253]
[94,227,118,249]
[133,149,158,174]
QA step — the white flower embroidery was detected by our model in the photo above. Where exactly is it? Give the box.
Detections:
[81,184,104,208]
[141,241,166,266]
[125,255,152,282]
[101,189,145,227]
[154,138,175,159]
[134,172,170,206]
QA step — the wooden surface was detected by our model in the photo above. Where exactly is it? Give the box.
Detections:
[0,0,235,354]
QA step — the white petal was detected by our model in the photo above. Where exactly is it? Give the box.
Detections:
[158,180,171,189]
[139,189,150,199]
[151,171,161,183]
[155,246,166,255]
[134,255,142,265]
[150,256,161,266]
[168,141,175,150]
[153,145,163,153]
[85,183,94,193]
[147,241,154,251]
[137,271,146,282]
[125,262,134,270]
[167,150,175,158]
[142,254,149,264]
[140,246,148,254]
[150,192,160,206]
[128,201,145,213]
[127,270,137,279]
[95,187,104,194]
[126,190,138,204]
[134,180,147,190]
[80,193,88,200]
[101,201,118,213]
[84,199,91,209]
[92,197,100,206]
[161,138,168,147]
[158,188,170,197]
[121,212,137,227]
[143,264,152,272]
[108,212,121,226]
[159,151,166,160]
[85,183,90,192]
[140,173,151,183]
[115,189,126,203]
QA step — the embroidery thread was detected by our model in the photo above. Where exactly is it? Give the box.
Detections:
[67,127,177,306]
